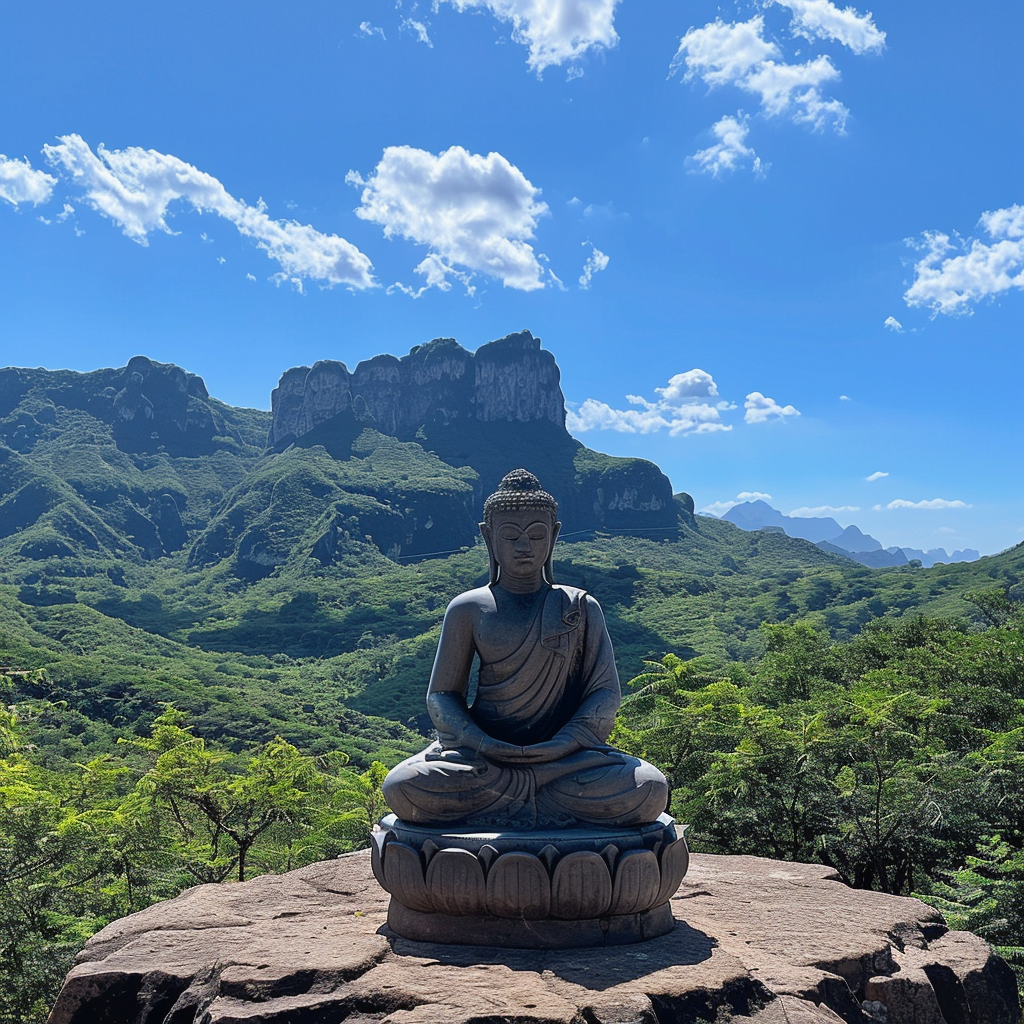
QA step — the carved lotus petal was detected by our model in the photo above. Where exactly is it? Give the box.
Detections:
[425,848,486,916]
[609,848,661,915]
[369,829,388,890]
[486,852,551,919]
[383,841,433,913]
[654,835,690,906]
[551,851,612,920]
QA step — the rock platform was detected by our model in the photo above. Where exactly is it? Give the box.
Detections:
[47,851,1021,1024]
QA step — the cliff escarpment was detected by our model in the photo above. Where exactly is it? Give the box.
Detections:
[265,330,677,552]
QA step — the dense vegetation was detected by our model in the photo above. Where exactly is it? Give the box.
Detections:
[616,590,1024,988]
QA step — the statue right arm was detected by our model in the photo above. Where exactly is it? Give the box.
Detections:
[425,595,522,762]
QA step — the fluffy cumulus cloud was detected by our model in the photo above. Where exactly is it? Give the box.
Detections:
[744,391,800,423]
[904,204,1024,316]
[883,498,972,510]
[672,15,850,133]
[348,145,549,294]
[673,3,883,171]
[0,154,57,207]
[688,113,764,177]
[883,315,903,332]
[443,0,620,74]
[774,0,885,54]
[566,369,733,437]
[42,135,375,288]
[578,241,609,288]
[789,504,860,516]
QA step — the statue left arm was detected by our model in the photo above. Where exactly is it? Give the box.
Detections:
[511,595,620,763]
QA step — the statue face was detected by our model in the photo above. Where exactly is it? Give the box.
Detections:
[486,510,556,583]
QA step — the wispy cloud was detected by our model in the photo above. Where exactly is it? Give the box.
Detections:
[441,0,621,75]
[904,204,1024,316]
[358,21,386,40]
[0,154,57,207]
[401,18,433,47]
[744,391,800,423]
[789,504,860,516]
[881,498,972,510]
[865,470,888,482]
[883,315,903,331]
[348,144,550,294]
[688,113,764,177]
[567,369,733,437]
[774,0,885,54]
[43,134,376,289]
[578,241,609,288]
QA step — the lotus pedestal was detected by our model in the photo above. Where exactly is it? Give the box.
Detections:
[371,812,689,949]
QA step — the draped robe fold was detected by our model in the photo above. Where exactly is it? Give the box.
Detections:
[383,584,668,829]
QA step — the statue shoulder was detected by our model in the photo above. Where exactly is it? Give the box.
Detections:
[444,585,494,619]
[550,584,603,611]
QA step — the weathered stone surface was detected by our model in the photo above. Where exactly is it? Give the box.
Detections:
[47,852,1021,1024]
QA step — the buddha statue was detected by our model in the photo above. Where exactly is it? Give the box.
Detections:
[382,469,669,830]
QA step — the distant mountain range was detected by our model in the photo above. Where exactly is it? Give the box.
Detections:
[709,500,978,568]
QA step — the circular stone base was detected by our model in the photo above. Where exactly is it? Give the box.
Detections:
[372,812,689,949]
[388,900,676,949]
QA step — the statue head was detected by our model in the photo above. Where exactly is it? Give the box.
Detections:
[480,469,561,587]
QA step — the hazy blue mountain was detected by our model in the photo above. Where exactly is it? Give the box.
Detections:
[722,501,843,543]
[890,546,981,568]
[717,500,979,568]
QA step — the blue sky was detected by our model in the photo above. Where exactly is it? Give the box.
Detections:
[1,0,1021,555]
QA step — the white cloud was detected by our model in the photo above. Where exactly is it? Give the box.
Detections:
[774,0,885,54]
[839,394,851,400]
[442,0,620,75]
[401,18,433,47]
[689,113,764,177]
[672,16,849,133]
[578,242,609,288]
[43,134,375,289]
[358,21,386,40]
[656,369,719,402]
[742,56,847,131]
[789,504,860,516]
[349,145,549,293]
[886,498,972,510]
[904,204,1024,316]
[883,315,903,332]
[671,17,779,87]
[865,470,888,482]
[0,154,57,207]
[744,391,800,423]
[246,273,256,282]
[738,491,773,501]
[567,369,732,437]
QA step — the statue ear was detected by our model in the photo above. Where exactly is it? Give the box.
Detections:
[480,522,499,586]
[544,520,561,585]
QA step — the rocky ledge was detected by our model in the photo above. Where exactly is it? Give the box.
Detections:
[47,852,1020,1024]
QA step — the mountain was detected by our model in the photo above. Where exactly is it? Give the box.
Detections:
[0,332,677,582]
[723,501,843,544]
[718,500,979,568]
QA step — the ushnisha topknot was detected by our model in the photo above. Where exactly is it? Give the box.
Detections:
[483,469,558,523]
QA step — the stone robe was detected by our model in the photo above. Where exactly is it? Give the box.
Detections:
[383,585,668,829]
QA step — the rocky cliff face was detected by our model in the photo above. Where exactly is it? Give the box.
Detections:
[46,850,1021,1024]
[267,331,677,543]
[269,332,565,449]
